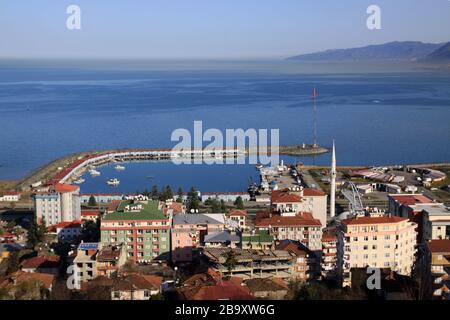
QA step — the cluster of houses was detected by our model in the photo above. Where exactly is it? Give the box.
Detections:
[1,173,449,300]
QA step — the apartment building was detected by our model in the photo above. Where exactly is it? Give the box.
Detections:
[321,228,339,281]
[33,183,81,225]
[338,215,417,287]
[426,240,450,299]
[171,213,225,263]
[100,200,171,262]
[227,210,247,230]
[276,239,320,281]
[388,194,450,243]
[254,212,322,251]
[421,204,450,241]
[96,243,127,278]
[271,187,327,227]
[73,242,99,290]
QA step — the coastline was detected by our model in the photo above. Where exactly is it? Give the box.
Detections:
[1,147,450,193]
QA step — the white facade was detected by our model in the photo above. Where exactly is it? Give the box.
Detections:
[34,184,81,225]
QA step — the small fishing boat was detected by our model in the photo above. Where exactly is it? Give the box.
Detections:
[73,178,85,184]
[114,165,125,171]
[89,169,101,176]
[107,178,120,186]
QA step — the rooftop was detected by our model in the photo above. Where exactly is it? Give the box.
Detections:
[390,194,434,206]
[203,247,295,264]
[204,231,240,243]
[172,213,225,225]
[427,240,450,253]
[255,213,321,227]
[241,230,274,243]
[22,255,60,269]
[103,200,167,221]
[342,215,408,226]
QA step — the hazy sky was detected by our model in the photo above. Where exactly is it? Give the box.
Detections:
[1,0,449,59]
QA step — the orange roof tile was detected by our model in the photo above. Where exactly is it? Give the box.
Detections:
[342,216,408,226]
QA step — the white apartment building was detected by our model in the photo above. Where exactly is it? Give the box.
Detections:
[33,183,81,225]
[271,187,327,227]
[337,215,417,287]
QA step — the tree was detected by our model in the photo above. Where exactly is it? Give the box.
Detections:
[186,187,200,213]
[159,185,173,201]
[81,220,100,243]
[87,195,97,207]
[220,200,227,213]
[9,202,16,211]
[27,219,47,250]
[234,196,244,210]
[150,185,159,200]
[176,187,184,203]
[223,250,238,274]
[6,251,20,275]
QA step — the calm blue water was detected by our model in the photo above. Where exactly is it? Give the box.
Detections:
[0,60,449,192]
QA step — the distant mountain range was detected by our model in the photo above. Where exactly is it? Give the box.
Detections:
[287,41,450,62]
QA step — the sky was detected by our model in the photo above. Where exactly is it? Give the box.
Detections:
[0,0,449,59]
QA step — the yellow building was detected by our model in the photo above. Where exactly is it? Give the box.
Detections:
[426,240,450,298]
[338,215,417,287]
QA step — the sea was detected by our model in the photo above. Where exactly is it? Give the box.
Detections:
[0,59,449,193]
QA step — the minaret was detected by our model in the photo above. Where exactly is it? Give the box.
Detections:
[330,140,336,218]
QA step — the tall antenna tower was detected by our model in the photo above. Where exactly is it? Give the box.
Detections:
[312,87,318,148]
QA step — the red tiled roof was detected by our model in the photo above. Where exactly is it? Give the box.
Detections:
[255,213,321,227]
[0,271,54,289]
[322,229,337,241]
[181,281,253,300]
[53,183,78,193]
[271,190,302,203]
[271,188,326,204]
[390,194,433,206]
[22,256,60,269]
[81,210,101,216]
[342,216,408,226]
[427,240,450,253]
[48,220,82,232]
[276,240,309,256]
[228,210,247,217]
[303,188,326,196]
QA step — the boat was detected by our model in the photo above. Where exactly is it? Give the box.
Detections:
[73,178,85,184]
[107,178,120,186]
[114,165,125,171]
[255,164,264,169]
[89,169,101,176]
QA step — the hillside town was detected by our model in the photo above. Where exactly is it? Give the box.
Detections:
[1,146,450,300]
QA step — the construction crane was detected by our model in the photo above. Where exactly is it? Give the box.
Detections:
[341,181,365,216]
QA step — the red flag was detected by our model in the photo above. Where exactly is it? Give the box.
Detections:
[312,87,318,98]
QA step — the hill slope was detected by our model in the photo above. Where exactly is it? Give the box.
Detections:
[422,42,450,63]
[287,41,443,61]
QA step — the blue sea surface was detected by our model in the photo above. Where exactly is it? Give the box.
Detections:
[0,60,449,192]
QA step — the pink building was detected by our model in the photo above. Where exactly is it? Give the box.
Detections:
[171,214,225,263]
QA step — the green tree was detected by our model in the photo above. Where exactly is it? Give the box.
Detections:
[27,218,47,250]
[234,196,245,210]
[210,199,220,213]
[223,249,238,274]
[220,200,227,213]
[150,185,159,200]
[176,187,184,203]
[186,187,200,213]
[10,202,16,211]
[88,195,97,207]
[81,220,100,242]
[159,185,173,201]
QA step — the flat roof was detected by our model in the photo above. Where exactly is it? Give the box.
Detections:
[103,200,167,221]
